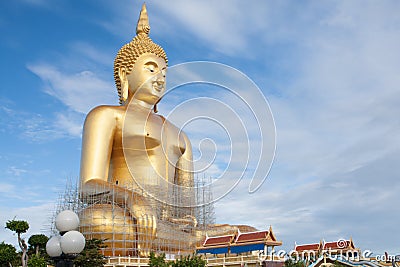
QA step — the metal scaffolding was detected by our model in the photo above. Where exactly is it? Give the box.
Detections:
[51,175,216,257]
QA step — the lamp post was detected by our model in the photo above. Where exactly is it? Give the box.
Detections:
[46,210,86,267]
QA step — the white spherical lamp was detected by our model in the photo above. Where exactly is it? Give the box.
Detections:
[55,210,80,232]
[60,230,85,254]
[46,236,62,257]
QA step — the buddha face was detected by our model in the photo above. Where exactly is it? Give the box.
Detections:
[124,53,167,105]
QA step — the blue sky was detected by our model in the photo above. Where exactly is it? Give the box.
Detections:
[1,0,400,256]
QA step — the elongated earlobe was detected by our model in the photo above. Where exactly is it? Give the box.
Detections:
[119,68,129,103]
[122,82,128,102]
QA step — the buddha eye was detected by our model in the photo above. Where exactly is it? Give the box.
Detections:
[144,62,157,73]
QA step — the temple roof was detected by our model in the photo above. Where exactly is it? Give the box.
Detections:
[294,238,358,252]
[203,234,235,247]
[198,226,282,254]
[236,230,268,243]
[235,225,278,243]
[323,240,355,250]
[295,243,321,252]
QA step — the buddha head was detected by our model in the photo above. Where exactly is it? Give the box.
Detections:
[114,3,168,106]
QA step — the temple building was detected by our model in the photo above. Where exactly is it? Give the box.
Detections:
[293,238,361,261]
[197,226,283,258]
[293,240,324,260]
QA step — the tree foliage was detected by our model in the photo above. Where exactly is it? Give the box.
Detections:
[74,238,106,267]
[149,252,206,267]
[0,242,18,267]
[171,254,206,267]
[284,258,306,267]
[333,261,348,267]
[27,254,47,267]
[5,219,30,267]
[5,220,29,234]
[149,252,169,267]
[28,234,49,256]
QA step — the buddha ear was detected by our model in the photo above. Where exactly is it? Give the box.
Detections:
[118,68,129,102]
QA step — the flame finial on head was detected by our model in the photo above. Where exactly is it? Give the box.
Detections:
[136,3,150,35]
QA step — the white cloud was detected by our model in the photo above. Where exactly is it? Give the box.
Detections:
[27,64,116,114]
[7,166,27,177]
[25,62,118,141]
[97,0,272,56]
[54,111,84,137]
[0,104,82,142]
[0,183,16,194]
[154,0,249,54]
[68,41,114,67]
[269,0,400,181]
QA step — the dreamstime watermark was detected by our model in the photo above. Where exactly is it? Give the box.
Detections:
[257,239,399,262]
[375,253,400,262]
[261,248,364,262]
[123,61,276,207]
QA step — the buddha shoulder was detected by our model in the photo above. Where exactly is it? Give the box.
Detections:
[83,105,125,129]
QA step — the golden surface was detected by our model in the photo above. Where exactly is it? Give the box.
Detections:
[79,3,194,257]
[79,204,136,256]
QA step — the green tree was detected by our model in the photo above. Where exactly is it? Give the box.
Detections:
[148,252,206,267]
[333,261,347,267]
[28,234,49,256]
[27,254,46,267]
[149,251,169,267]
[5,219,29,267]
[284,258,306,267]
[74,238,106,267]
[171,254,206,267]
[0,242,18,267]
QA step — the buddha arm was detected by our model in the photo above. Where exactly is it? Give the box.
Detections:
[79,106,116,195]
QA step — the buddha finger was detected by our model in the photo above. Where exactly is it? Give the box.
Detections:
[146,214,152,239]
[143,214,149,242]
[152,215,157,237]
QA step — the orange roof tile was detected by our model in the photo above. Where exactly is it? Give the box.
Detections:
[236,231,268,243]
[323,241,350,250]
[295,243,320,252]
[203,235,234,247]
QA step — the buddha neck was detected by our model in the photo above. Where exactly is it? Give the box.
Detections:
[126,97,156,111]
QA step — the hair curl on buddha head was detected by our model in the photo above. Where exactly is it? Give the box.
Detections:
[114,3,168,104]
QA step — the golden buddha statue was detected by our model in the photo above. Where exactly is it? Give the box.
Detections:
[79,4,195,257]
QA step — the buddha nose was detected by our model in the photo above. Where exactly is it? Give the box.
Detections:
[156,78,164,85]
[156,73,165,84]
